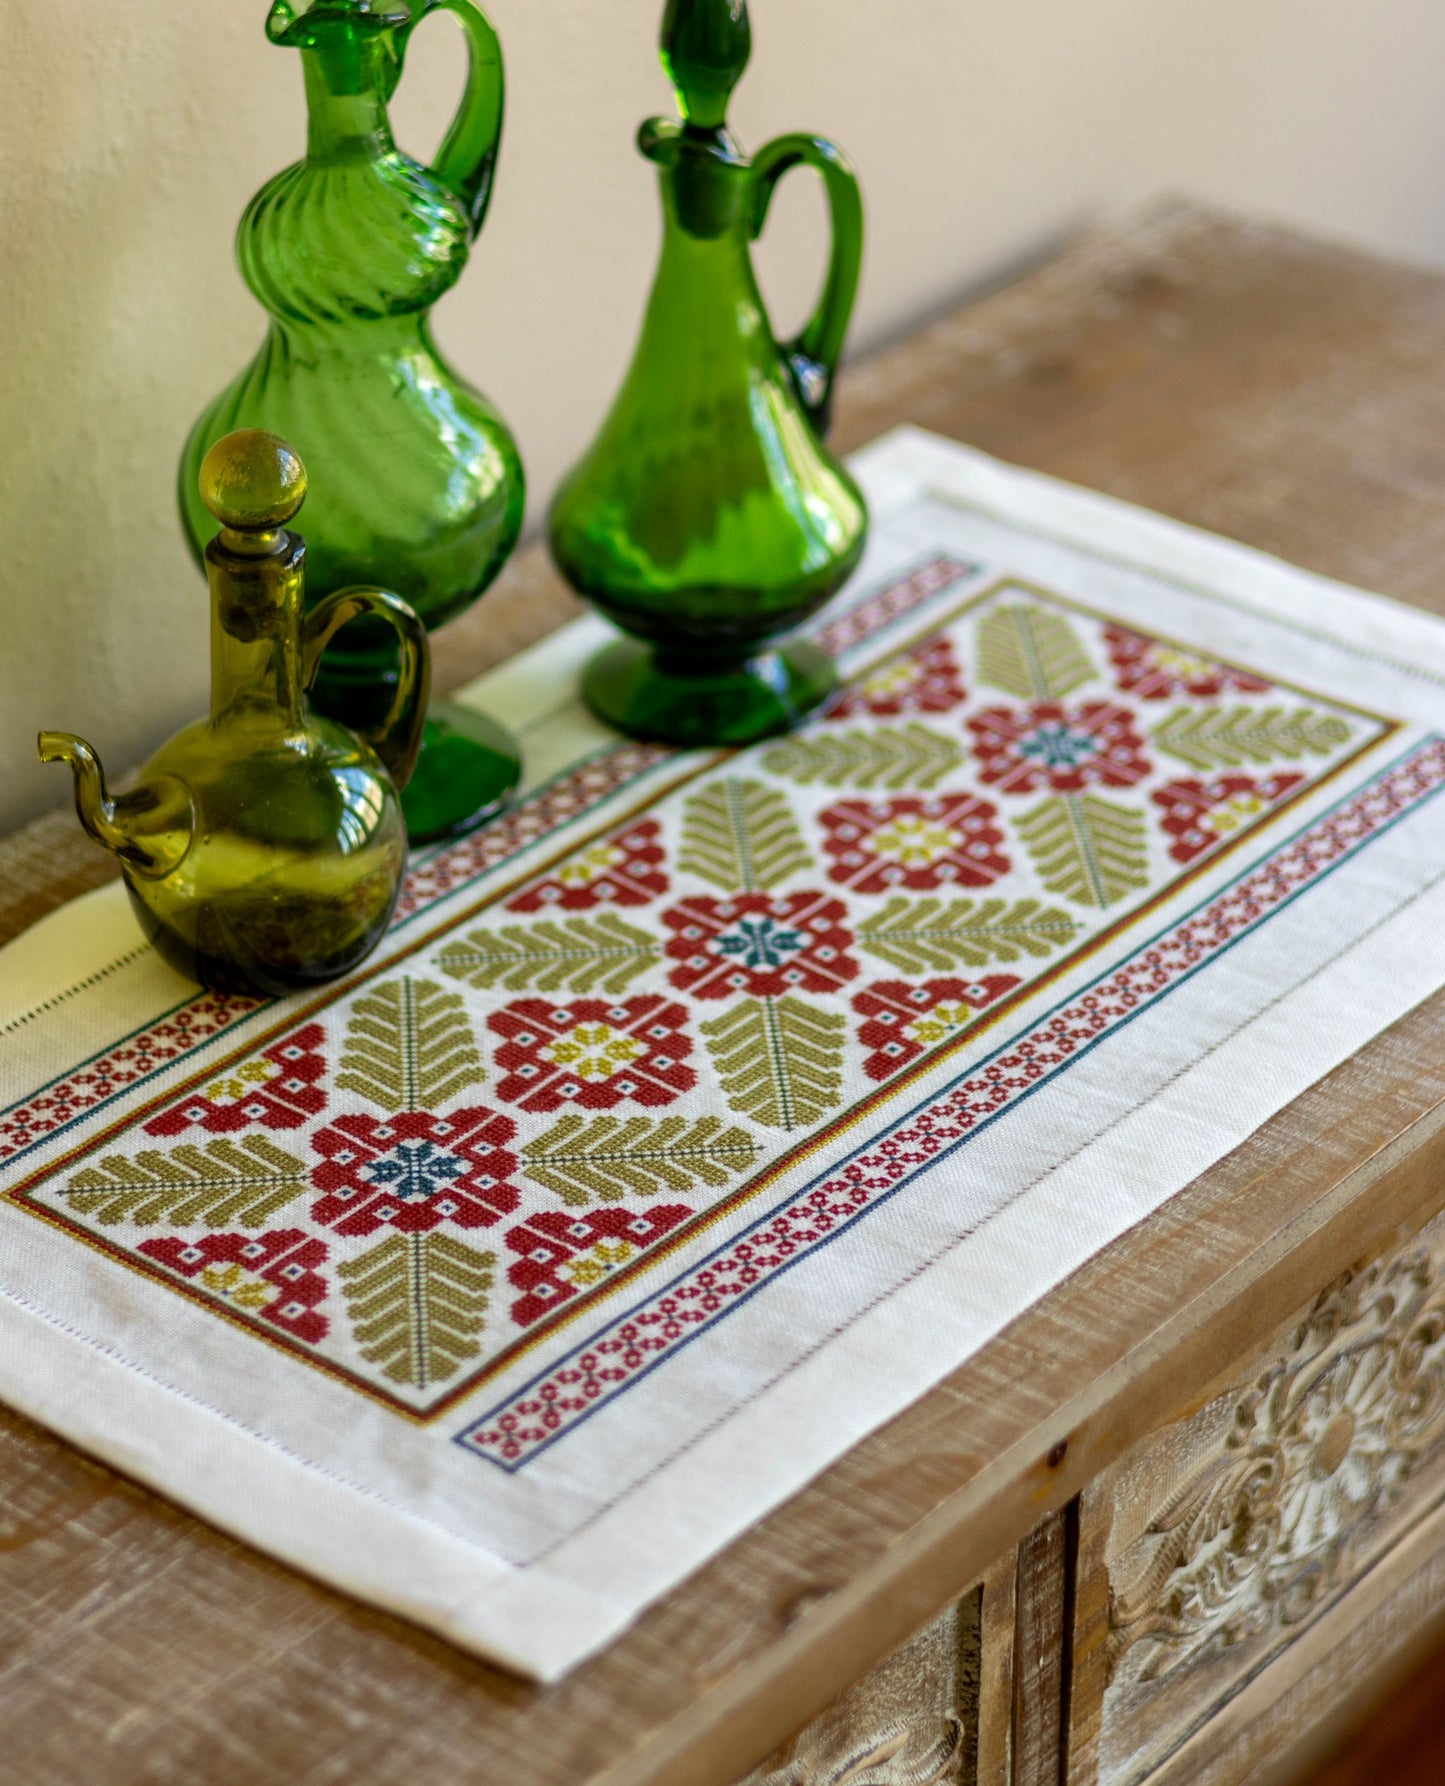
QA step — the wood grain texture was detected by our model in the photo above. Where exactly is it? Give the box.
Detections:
[1066,1481,1115,1786]
[1012,1514,1071,1786]
[1307,1633,1445,1786]
[976,1556,1018,1786]
[5,200,1445,1785]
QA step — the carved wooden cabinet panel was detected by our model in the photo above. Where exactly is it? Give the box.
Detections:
[735,1589,988,1786]
[1069,1206,1445,1786]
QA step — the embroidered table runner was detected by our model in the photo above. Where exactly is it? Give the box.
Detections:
[4,428,1445,1681]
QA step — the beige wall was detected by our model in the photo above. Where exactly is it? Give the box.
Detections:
[4,0,1445,834]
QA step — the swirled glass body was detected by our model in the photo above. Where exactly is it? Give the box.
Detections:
[179,15,523,715]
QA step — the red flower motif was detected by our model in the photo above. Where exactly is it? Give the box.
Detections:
[144,1023,327,1136]
[139,1228,330,1343]
[490,997,695,1113]
[854,976,1021,1082]
[507,818,668,913]
[662,892,858,1000]
[1104,625,1272,701]
[1152,773,1306,863]
[309,1108,519,1237]
[829,636,967,719]
[967,702,1151,795]
[819,794,1010,894]
[505,1205,693,1327]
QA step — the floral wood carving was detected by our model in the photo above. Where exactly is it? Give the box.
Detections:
[738,1594,978,1785]
[1108,1241,1445,1683]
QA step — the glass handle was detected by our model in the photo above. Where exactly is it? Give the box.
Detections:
[747,133,864,437]
[397,0,506,233]
[303,590,432,792]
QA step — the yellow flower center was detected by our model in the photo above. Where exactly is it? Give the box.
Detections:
[203,1059,278,1104]
[1205,794,1265,837]
[1152,645,1216,683]
[542,1024,646,1081]
[200,1263,272,1310]
[858,659,920,700]
[868,814,961,867]
[904,1001,977,1047]
[556,841,624,889]
[564,1240,635,1287]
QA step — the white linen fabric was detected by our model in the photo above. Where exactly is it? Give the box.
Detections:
[2,428,1444,1681]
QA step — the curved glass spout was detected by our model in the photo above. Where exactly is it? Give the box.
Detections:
[266,1,413,51]
[37,733,196,880]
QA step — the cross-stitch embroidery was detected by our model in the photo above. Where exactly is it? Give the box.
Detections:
[5,568,1402,1423]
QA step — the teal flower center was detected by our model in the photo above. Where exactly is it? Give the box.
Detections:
[717,916,805,971]
[1019,723,1099,769]
[362,1141,467,1201]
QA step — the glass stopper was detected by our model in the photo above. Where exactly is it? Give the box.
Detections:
[660,0,751,129]
[200,429,308,542]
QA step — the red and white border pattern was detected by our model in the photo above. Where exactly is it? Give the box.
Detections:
[815,554,977,658]
[0,995,258,1166]
[390,743,671,925]
[457,735,1445,1469]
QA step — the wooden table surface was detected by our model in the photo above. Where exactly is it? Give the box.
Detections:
[4,198,1445,1786]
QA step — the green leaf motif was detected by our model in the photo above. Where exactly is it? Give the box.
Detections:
[679,779,811,891]
[978,603,1094,702]
[1017,795,1150,909]
[437,914,659,997]
[701,996,846,1132]
[335,976,483,1112]
[1152,704,1354,772]
[857,894,1079,974]
[338,1232,494,1391]
[761,722,965,792]
[65,1136,307,1228]
[523,1114,758,1206]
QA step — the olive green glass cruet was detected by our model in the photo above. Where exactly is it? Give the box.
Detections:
[41,431,429,998]
[178,0,524,844]
[548,0,869,746]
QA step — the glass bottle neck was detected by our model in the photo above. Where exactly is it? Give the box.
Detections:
[654,125,749,241]
[207,539,308,732]
[300,37,396,162]
[646,134,763,333]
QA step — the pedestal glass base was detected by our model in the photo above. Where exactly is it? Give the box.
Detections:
[400,701,523,845]
[581,638,838,747]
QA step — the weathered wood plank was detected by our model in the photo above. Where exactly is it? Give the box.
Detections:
[1308,1627,1445,1786]
[1066,1480,1113,1786]
[1013,1513,1071,1786]
[978,1554,1018,1786]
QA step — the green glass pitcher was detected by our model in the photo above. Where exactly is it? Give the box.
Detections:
[43,431,429,997]
[178,0,524,844]
[548,0,869,747]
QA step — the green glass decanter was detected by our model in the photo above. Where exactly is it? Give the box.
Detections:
[178,0,524,843]
[548,0,869,747]
[42,431,429,997]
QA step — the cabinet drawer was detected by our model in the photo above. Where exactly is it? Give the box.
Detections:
[733,1563,1021,1786]
[1070,1205,1445,1785]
